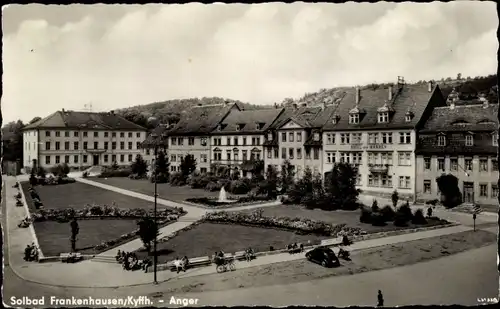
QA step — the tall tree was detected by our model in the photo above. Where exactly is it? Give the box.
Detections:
[137,216,159,253]
[288,167,314,206]
[436,174,462,208]
[131,154,148,177]
[2,120,24,163]
[279,160,295,194]
[180,154,197,178]
[324,162,360,210]
[153,150,169,183]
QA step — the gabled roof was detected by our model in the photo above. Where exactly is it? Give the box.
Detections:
[167,103,239,136]
[141,124,171,148]
[272,105,337,130]
[22,110,146,131]
[213,108,284,134]
[420,104,499,133]
[323,83,442,131]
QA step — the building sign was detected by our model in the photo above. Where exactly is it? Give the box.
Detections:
[350,143,387,150]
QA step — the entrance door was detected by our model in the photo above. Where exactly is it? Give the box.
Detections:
[463,182,474,203]
[93,155,99,166]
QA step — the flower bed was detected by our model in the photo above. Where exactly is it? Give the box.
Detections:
[186,196,273,208]
[200,210,365,237]
[137,221,203,251]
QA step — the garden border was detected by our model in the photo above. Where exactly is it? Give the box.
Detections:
[18,181,44,258]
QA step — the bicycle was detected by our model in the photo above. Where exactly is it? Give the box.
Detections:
[216,258,236,273]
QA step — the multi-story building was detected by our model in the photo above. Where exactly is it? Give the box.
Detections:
[322,78,447,199]
[211,108,284,177]
[166,103,239,174]
[140,124,170,168]
[263,104,335,178]
[22,109,147,171]
[415,94,498,206]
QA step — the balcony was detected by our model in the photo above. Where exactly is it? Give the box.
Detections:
[369,164,389,174]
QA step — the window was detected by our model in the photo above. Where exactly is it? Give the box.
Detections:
[368,152,375,165]
[356,173,362,186]
[45,131,51,137]
[45,142,51,150]
[480,184,488,197]
[234,151,239,161]
[128,154,133,162]
[74,131,79,137]
[112,142,116,150]
[450,158,458,171]
[398,152,411,166]
[438,158,445,171]
[479,158,488,172]
[267,132,273,140]
[94,132,98,138]
[111,155,116,162]
[227,137,231,146]
[136,142,140,149]
[314,133,320,141]
[399,176,411,189]
[399,132,411,144]
[491,184,498,198]
[340,152,349,164]
[289,132,294,142]
[146,149,150,155]
[349,113,359,124]
[74,155,79,163]
[251,137,256,145]
[188,138,195,146]
[305,149,311,160]
[120,155,125,162]
[178,138,184,146]
[405,115,412,122]
[128,142,133,149]
[55,131,61,137]
[340,133,350,144]
[267,149,272,159]
[120,142,125,150]
[104,155,108,163]
[137,132,141,138]
[378,112,389,123]
[201,154,207,163]
[381,133,392,144]
[74,142,79,150]
[327,152,336,164]
[233,137,238,146]
[83,142,87,150]
[288,148,294,159]
[282,133,287,142]
[65,131,70,137]
[273,148,278,159]
[242,150,248,161]
[326,133,335,144]
[368,133,379,144]
[104,132,109,138]
[45,156,50,164]
[465,134,473,146]
[281,148,286,159]
[55,142,61,150]
[465,158,473,171]
[178,155,183,162]
[94,142,99,149]
[112,132,116,137]
[200,167,207,174]
[201,138,207,146]
[55,155,60,164]
[313,149,319,160]
[493,133,498,146]
[83,132,88,137]
[381,175,392,187]
[424,157,431,170]
[492,159,498,171]
[128,132,132,138]
[297,132,302,142]
[242,137,247,146]
[424,180,431,193]
[368,174,374,187]
[63,155,70,164]
[171,138,177,146]
[120,132,125,138]
[353,152,362,165]
[171,155,177,162]
[297,148,302,159]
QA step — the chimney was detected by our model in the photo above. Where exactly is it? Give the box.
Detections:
[292,103,298,110]
[388,86,393,101]
[428,80,433,92]
[355,87,360,105]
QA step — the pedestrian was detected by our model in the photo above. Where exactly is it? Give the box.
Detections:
[377,290,384,307]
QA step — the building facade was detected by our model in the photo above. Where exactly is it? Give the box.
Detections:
[322,79,447,199]
[415,96,498,206]
[22,109,147,171]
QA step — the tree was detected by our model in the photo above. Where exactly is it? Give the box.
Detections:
[279,160,295,194]
[288,167,314,207]
[258,165,278,199]
[70,218,79,252]
[152,150,169,183]
[436,174,462,208]
[311,172,326,208]
[391,190,399,208]
[37,167,47,178]
[180,154,197,178]
[2,120,24,163]
[137,216,159,253]
[60,163,70,176]
[324,162,360,210]
[111,161,119,170]
[131,154,148,177]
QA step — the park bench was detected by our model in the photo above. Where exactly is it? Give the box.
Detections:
[60,252,83,263]
[287,243,304,254]
[234,251,256,261]
[167,256,212,271]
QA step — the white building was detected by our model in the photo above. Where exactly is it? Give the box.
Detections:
[22,109,147,171]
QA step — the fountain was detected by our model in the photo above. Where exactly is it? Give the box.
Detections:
[216,187,236,204]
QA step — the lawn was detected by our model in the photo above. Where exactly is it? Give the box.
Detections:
[90,177,221,203]
[21,181,160,211]
[160,230,497,294]
[34,219,139,256]
[134,222,329,262]
[236,204,447,234]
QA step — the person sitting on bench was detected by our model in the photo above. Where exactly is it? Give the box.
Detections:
[245,248,254,262]
[181,256,189,271]
[173,257,182,274]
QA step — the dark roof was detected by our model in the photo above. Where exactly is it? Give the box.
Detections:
[213,108,284,134]
[323,84,440,131]
[167,103,238,136]
[22,110,146,131]
[141,125,171,148]
[420,104,499,133]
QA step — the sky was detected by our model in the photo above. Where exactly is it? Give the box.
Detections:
[2,2,498,124]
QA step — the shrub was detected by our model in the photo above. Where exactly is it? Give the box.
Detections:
[393,212,409,227]
[371,199,379,212]
[371,213,387,226]
[229,180,251,195]
[190,174,212,189]
[397,204,413,222]
[412,209,428,225]
[99,168,131,178]
[379,205,396,221]
[425,199,439,206]
[391,190,399,208]
[169,172,185,186]
[360,207,372,223]
[206,181,222,192]
[218,179,231,190]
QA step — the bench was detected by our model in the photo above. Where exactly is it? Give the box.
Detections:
[234,251,256,261]
[60,253,82,263]
[167,256,212,271]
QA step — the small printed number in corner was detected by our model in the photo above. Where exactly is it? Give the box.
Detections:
[477,297,498,304]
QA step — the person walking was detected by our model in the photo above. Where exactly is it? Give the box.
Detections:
[377,290,384,307]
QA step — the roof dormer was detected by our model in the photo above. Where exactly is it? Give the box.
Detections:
[437,132,446,146]
[236,123,245,131]
[405,110,414,122]
[267,132,273,140]
[377,102,394,123]
[331,113,340,125]
[348,106,365,124]
[256,122,265,130]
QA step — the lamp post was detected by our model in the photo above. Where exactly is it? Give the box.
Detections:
[150,133,159,285]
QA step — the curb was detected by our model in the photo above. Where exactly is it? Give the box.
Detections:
[17,180,45,258]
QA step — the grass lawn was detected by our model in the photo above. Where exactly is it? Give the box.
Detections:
[160,229,497,293]
[236,204,448,234]
[21,181,161,211]
[34,219,139,256]
[134,222,329,262]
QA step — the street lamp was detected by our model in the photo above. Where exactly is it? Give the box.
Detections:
[150,133,160,285]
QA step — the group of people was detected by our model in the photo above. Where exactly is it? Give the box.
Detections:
[244,247,255,262]
[24,243,39,262]
[213,251,226,265]
[115,250,151,272]
[287,243,304,254]
[172,256,190,273]
[18,217,32,228]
